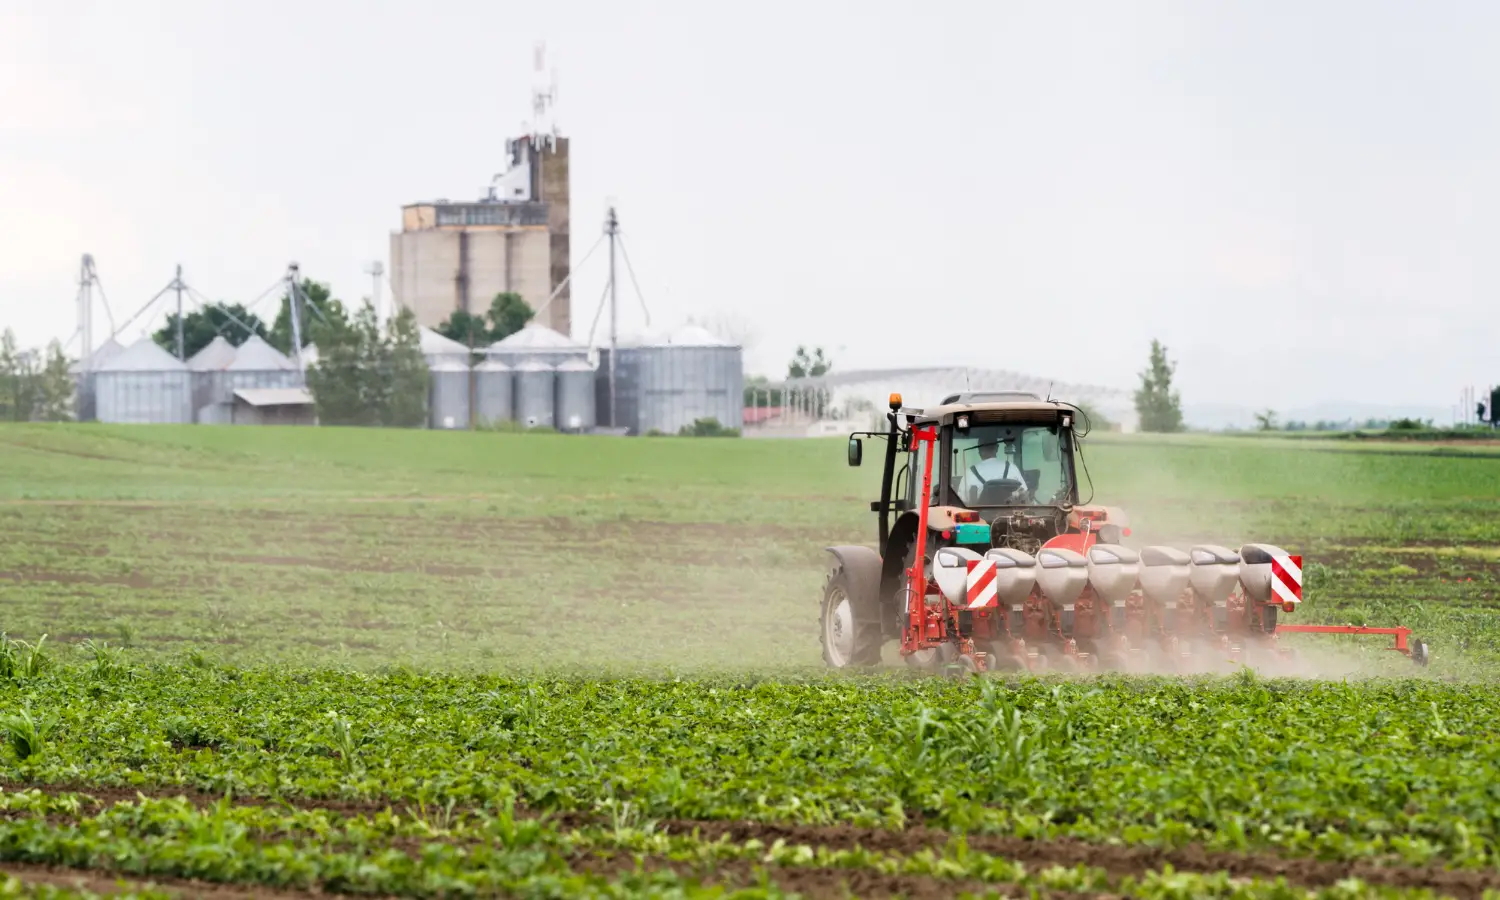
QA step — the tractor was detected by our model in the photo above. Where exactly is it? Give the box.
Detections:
[819,392,1429,673]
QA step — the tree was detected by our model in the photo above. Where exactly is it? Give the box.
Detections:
[1254,409,1278,431]
[487,292,533,341]
[383,307,429,428]
[152,304,268,360]
[0,330,74,422]
[1133,339,1184,433]
[304,301,428,428]
[270,280,348,354]
[436,292,535,348]
[1074,401,1111,431]
[787,346,832,379]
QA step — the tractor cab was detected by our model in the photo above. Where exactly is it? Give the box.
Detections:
[841,392,1127,647]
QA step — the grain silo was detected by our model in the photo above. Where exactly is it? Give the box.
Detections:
[419,327,472,366]
[93,337,193,424]
[554,358,597,432]
[605,325,743,435]
[473,357,513,425]
[187,336,239,424]
[486,323,587,367]
[71,338,126,422]
[428,356,471,429]
[514,358,556,428]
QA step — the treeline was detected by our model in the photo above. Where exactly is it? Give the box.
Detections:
[0,330,74,422]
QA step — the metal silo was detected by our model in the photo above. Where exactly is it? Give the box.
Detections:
[486,323,587,368]
[224,335,299,396]
[71,338,125,422]
[420,327,473,368]
[514,359,556,429]
[618,326,744,435]
[554,358,597,432]
[473,358,513,425]
[93,337,193,424]
[188,335,238,422]
[428,356,471,429]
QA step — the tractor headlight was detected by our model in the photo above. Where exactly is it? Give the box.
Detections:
[956,414,970,432]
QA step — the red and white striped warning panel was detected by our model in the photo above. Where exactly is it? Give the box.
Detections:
[966,558,999,609]
[1271,554,1303,605]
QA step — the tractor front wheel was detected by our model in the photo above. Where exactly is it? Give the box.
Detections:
[820,562,883,668]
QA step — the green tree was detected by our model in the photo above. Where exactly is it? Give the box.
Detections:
[436,310,491,349]
[32,341,75,422]
[152,304,268,360]
[436,292,535,348]
[304,302,428,428]
[487,292,533,341]
[1133,339,1184,433]
[1254,409,1278,431]
[0,331,74,422]
[270,280,348,354]
[1073,401,1111,431]
[787,346,832,379]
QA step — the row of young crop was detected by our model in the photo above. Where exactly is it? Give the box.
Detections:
[0,652,1496,870]
[0,787,1474,899]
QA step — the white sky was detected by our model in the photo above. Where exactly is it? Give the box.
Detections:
[1,0,1496,411]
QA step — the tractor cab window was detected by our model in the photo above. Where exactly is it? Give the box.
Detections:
[951,423,1070,508]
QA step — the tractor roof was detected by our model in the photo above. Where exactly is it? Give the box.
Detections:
[905,398,1075,426]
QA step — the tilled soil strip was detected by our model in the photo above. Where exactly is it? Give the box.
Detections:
[7,783,1497,897]
[0,862,355,899]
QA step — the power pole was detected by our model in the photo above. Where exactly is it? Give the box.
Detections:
[76,255,94,370]
[365,261,385,325]
[606,206,619,428]
[173,264,186,360]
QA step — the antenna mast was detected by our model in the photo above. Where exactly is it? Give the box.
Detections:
[530,41,559,149]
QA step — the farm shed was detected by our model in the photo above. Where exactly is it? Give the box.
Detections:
[231,387,317,426]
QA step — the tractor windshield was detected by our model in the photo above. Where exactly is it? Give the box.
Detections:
[950,423,1070,508]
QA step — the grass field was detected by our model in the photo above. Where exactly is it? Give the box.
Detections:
[0,423,1497,898]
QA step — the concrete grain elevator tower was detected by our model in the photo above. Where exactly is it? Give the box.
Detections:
[389,44,571,337]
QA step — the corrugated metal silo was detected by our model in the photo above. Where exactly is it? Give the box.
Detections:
[71,338,126,422]
[554,358,597,432]
[514,359,556,429]
[188,335,239,422]
[620,326,744,435]
[428,356,471,429]
[93,337,193,424]
[486,323,587,368]
[473,358,513,425]
[420,327,472,367]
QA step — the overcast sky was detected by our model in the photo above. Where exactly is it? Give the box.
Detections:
[2,0,1496,413]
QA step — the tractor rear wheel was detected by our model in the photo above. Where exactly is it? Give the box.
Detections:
[820,561,883,668]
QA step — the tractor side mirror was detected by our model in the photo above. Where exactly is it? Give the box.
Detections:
[847,437,863,467]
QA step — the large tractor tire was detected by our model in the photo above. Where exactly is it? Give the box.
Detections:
[820,547,884,668]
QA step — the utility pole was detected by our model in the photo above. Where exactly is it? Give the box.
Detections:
[286,263,305,382]
[76,255,94,371]
[606,206,619,428]
[173,264,186,361]
[366,261,385,325]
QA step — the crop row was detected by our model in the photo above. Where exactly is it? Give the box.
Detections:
[0,788,1481,899]
[0,658,1497,869]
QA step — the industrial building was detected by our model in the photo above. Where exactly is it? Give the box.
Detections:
[391,132,571,337]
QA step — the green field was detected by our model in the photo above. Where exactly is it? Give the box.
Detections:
[0,423,1497,898]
